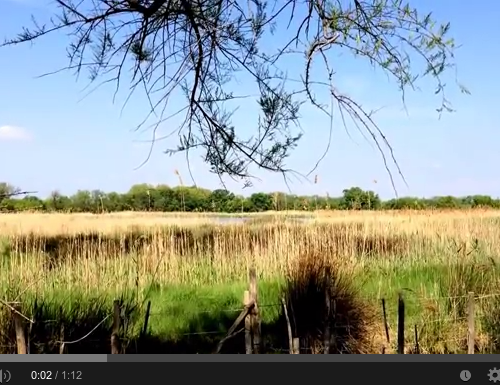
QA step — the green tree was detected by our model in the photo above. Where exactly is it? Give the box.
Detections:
[3,0,465,185]
[341,187,380,210]
[384,197,424,210]
[126,184,155,211]
[209,189,235,212]
[176,186,209,211]
[15,196,45,211]
[0,182,19,203]
[270,192,290,211]
[70,190,93,212]
[0,199,16,212]
[90,190,107,213]
[249,193,273,212]
[105,192,126,212]
[325,196,342,210]
[462,195,497,208]
[172,187,189,211]
[154,185,184,211]
[434,196,460,209]
[47,190,62,211]
[187,187,212,212]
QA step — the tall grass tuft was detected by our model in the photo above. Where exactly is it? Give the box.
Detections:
[280,251,376,353]
[440,241,498,318]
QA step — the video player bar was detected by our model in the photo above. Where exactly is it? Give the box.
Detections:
[0,361,498,385]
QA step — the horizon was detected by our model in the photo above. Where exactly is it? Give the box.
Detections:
[1,0,499,200]
[4,181,500,201]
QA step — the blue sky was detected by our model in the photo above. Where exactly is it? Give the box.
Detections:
[0,0,499,199]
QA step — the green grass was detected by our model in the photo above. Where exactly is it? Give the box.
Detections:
[142,280,284,340]
[2,254,499,353]
[2,216,500,354]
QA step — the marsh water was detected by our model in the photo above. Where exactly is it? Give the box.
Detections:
[212,214,315,225]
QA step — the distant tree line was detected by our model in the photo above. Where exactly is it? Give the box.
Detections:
[0,182,499,213]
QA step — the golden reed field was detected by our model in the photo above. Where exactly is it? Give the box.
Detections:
[1,209,500,354]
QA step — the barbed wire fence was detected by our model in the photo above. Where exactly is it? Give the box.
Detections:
[2,279,500,354]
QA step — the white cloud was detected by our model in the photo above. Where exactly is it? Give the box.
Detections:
[0,125,33,141]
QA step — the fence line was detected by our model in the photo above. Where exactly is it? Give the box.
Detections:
[57,315,110,346]
[126,292,500,320]
[4,284,500,354]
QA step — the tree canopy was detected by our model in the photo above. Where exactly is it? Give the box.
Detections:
[1,182,499,213]
[3,0,466,187]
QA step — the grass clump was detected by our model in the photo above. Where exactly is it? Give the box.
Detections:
[280,252,376,354]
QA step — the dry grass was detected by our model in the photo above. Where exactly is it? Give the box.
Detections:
[1,209,500,353]
[1,209,500,291]
[1,208,500,235]
[0,212,217,235]
[280,251,377,353]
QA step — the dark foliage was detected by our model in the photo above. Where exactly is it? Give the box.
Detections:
[279,252,375,353]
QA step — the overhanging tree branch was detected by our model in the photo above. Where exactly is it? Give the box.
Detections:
[0,191,37,199]
[2,0,468,192]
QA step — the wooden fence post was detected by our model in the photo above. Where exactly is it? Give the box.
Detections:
[59,324,66,354]
[414,325,420,354]
[381,298,390,344]
[281,297,292,354]
[282,297,300,354]
[111,300,121,354]
[244,291,252,354]
[249,268,261,354]
[214,296,255,354]
[140,300,152,340]
[467,292,475,354]
[323,278,331,354]
[12,304,27,354]
[397,292,405,354]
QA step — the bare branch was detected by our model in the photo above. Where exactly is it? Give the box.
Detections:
[2,0,465,190]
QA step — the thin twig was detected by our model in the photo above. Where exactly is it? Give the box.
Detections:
[0,299,34,324]
[213,327,245,352]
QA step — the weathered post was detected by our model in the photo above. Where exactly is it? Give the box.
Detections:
[249,268,261,354]
[111,300,121,354]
